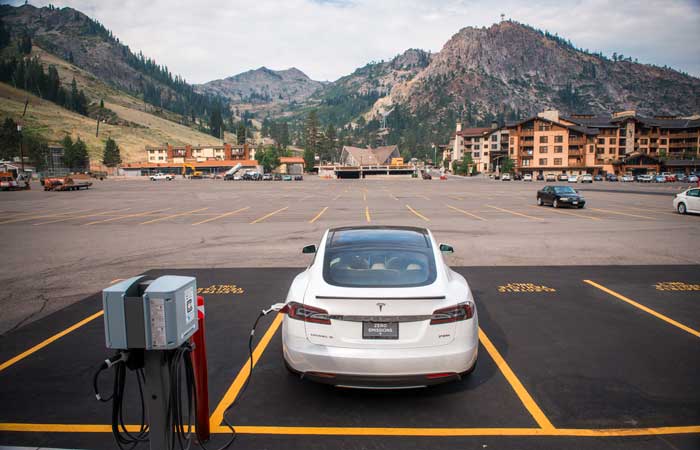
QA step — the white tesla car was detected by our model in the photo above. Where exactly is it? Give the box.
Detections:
[281,226,478,388]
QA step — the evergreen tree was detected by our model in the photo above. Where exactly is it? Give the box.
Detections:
[303,110,320,167]
[209,103,223,138]
[257,146,280,173]
[102,137,121,167]
[62,136,88,171]
[324,124,338,162]
[99,98,105,109]
[236,122,246,144]
[0,118,20,160]
[18,30,32,55]
[61,135,75,169]
[0,18,10,49]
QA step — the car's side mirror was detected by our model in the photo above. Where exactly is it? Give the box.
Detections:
[302,244,316,254]
[439,243,454,253]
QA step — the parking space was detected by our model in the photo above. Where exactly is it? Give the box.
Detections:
[0,266,697,450]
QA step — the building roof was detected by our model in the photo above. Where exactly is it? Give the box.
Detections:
[457,127,492,137]
[123,159,258,169]
[563,114,700,130]
[279,157,305,165]
[341,145,399,165]
[507,115,599,135]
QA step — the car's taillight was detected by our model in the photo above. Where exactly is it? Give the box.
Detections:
[430,301,474,325]
[280,301,331,325]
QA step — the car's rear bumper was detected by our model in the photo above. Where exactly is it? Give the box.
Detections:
[283,326,478,387]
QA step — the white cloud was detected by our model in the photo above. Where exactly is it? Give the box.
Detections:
[18,0,700,82]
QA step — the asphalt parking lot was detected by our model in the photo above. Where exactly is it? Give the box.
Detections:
[0,266,698,450]
[0,175,698,336]
[0,176,698,449]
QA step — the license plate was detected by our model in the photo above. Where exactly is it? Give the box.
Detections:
[362,322,399,340]
[572,201,578,204]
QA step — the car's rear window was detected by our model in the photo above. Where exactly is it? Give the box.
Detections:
[324,229,436,287]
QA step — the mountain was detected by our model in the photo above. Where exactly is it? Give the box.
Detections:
[0,4,224,121]
[198,66,323,105]
[377,21,700,122]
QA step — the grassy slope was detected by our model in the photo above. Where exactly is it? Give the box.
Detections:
[0,46,224,163]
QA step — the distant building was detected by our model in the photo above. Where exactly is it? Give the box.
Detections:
[339,145,401,166]
[146,143,252,163]
[277,156,304,175]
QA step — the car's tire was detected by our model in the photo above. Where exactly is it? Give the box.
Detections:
[537,197,543,206]
[677,202,687,214]
[578,205,585,209]
[553,199,559,208]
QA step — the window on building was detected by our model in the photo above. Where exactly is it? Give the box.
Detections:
[554,158,562,165]
[597,138,605,145]
[660,139,667,145]
[539,136,548,143]
[554,135,563,143]
[474,153,480,158]
[596,147,604,154]
[491,144,497,150]
[539,158,547,165]
[510,149,514,155]
[484,152,489,156]
[554,146,563,153]
[640,138,648,145]
[522,159,531,167]
[474,145,480,150]
[539,146,548,153]
[538,124,550,131]
[610,138,617,145]
[509,137,514,144]
[491,135,497,142]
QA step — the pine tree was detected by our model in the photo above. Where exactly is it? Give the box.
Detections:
[0,18,10,49]
[102,137,121,167]
[72,137,89,171]
[209,103,223,138]
[236,122,246,144]
[18,30,32,55]
[303,110,320,169]
[99,98,104,109]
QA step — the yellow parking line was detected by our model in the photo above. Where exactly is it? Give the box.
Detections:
[418,195,430,200]
[615,205,678,216]
[309,207,328,224]
[0,209,93,225]
[192,207,250,225]
[486,205,544,221]
[479,328,554,429]
[405,204,430,222]
[34,208,132,225]
[140,207,209,225]
[588,208,655,220]
[388,192,398,201]
[365,206,371,223]
[0,311,104,373]
[250,207,288,224]
[84,208,172,226]
[584,280,699,338]
[362,190,367,202]
[209,313,284,428]
[446,204,486,221]
[449,196,463,201]
[528,205,600,221]
[1,422,699,437]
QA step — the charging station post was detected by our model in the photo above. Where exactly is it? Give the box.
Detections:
[192,295,210,442]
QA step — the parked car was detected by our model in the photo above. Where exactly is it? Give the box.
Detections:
[593,175,603,181]
[273,174,283,181]
[558,174,569,181]
[637,174,653,183]
[579,174,593,183]
[281,226,478,388]
[673,188,700,214]
[606,174,618,182]
[150,173,174,181]
[501,173,512,181]
[567,175,578,183]
[262,173,273,181]
[242,171,262,181]
[621,174,634,182]
[688,174,699,183]
[294,174,304,181]
[422,171,432,180]
[661,172,676,182]
[523,174,533,182]
[282,174,293,181]
[513,173,523,181]
[675,173,688,183]
[536,174,544,181]
[494,174,501,180]
[545,174,557,182]
[653,175,666,183]
[537,185,586,209]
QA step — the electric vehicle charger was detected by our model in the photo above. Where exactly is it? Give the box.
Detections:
[93,302,286,450]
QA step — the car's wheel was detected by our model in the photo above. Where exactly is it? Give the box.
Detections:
[677,202,687,214]
[578,205,585,209]
[553,199,559,208]
[537,197,543,206]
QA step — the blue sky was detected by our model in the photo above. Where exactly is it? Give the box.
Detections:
[10,0,700,83]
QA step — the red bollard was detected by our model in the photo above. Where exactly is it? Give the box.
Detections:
[191,295,210,442]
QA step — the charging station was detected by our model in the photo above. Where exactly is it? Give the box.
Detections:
[100,275,202,449]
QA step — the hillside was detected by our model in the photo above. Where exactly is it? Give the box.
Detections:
[0,4,225,123]
[0,46,224,162]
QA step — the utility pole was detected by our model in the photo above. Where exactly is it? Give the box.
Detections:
[17,124,24,173]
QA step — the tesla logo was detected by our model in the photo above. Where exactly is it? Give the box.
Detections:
[376,303,386,312]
